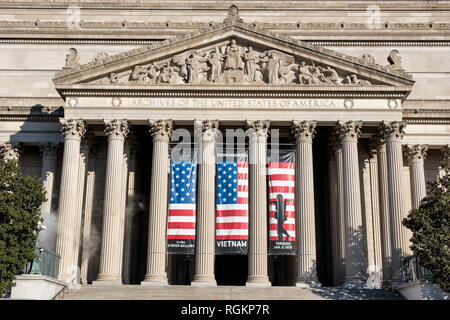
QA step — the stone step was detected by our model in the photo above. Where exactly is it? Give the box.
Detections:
[61,285,403,300]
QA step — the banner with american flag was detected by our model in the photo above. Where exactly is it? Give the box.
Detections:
[215,152,249,254]
[167,152,197,254]
[267,151,296,255]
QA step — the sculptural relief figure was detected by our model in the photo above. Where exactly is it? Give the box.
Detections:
[265,52,281,84]
[318,65,340,84]
[223,39,244,71]
[360,53,376,65]
[343,74,371,86]
[385,49,404,72]
[185,51,208,84]
[129,65,149,83]
[243,46,261,83]
[207,48,224,82]
[297,61,322,85]
[64,48,80,69]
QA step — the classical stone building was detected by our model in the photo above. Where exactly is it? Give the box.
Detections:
[1,1,449,290]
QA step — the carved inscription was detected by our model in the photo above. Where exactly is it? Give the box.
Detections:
[132,98,338,109]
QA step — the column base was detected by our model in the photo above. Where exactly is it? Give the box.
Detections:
[191,280,217,287]
[246,275,271,287]
[296,281,322,289]
[142,274,168,284]
[92,280,122,286]
[141,280,169,286]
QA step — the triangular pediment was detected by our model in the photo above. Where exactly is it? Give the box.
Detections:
[53,7,414,96]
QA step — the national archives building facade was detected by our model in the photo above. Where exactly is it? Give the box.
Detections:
[1,1,449,289]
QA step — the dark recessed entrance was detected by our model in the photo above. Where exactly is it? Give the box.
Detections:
[215,255,248,286]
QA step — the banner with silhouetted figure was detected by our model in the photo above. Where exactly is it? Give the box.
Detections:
[267,151,296,255]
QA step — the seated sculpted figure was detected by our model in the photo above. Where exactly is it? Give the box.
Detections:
[129,65,149,83]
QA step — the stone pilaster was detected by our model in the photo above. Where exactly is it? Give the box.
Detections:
[404,144,428,210]
[291,120,319,287]
[380,120,409,286]
[39,142,59,215]
[192,120,219,286]
[246,120,271,287]
[440,144,450,176]
[80,138,98,285]
[95,119,129,284]
[337,120,365,286]
[142,120,173,285]
[55,119,86,281]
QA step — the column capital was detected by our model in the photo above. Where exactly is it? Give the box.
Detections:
[380,120,406,142]
[337,120,363,142]
[404,144,428,163]
[194,119,219,143]
[149,119,173,142]
[366,134,385,159]
[104,119,129,140]
[60,118,86,139]
[39,142,61,158]
[327,129,341,157]
[291,120,317,143]
[441,144,450,168]
[246,120,270,142]
[0,141,20,162]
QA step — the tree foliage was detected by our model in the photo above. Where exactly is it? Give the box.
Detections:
[403,158,450,293]
[0,160,45,295]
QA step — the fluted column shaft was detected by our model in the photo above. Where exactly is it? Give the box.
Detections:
[123,135,137,284]
[405,145,428,210]
[377,143,392,285]
[335,147,346,284]
[80,145,96,285]
[292,121,318,287]
[328,154,339,285]
[192,120,219,286]
[382,121,410,285]
[338,121,365,286]
[96,120,128,284]
[143,120,172,285]
[246,120,271,287]
[40,143,59,215]
[368,151,383,282]
[56,119,85,281]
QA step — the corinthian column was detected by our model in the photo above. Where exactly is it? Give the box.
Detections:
[375,138,392,286]
[55,119,86,281]
[95,119,128,284]
[404,144,428,210]
[246,120,271,287]
[338,120,365,287]
[192,120,219,286]
[80,138,98,284]
[291,120,319,287]
[39,142,59,215]
[381,121,409,286]
[142,120,173,285]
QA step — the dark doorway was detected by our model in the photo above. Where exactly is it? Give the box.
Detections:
[215,255,248,285]
[268,255,296,286]
[168,254,195,285]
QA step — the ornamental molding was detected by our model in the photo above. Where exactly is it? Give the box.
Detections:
[52,5,414,94]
